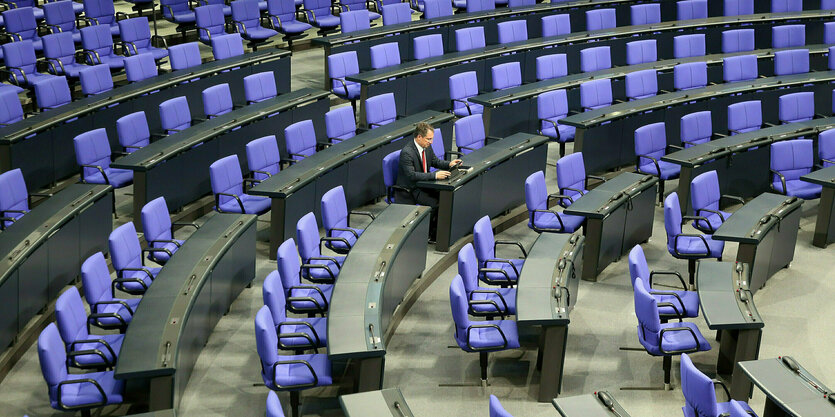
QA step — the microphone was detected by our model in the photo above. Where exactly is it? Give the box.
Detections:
[781,356,829,396]
[737,290,754,321]
[596,391,624,417]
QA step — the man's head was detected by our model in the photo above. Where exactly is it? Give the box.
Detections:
[414,122,434,149]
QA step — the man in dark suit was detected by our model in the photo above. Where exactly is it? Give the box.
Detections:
[396,122,462,240]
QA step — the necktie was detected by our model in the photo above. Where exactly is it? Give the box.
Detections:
[421,149,427,173]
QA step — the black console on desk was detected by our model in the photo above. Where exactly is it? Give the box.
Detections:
[801,165,835,248]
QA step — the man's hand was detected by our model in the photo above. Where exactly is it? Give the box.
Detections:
[449,159,463,168]
[435,170,451,180]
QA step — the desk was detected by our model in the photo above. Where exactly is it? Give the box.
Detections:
[516,232,584,402]
[340,388,415,417]
[553,392,633,417]
[327,204,430,393]
[664,118,835,215]
[348,11,833,126]
[736,358,835,417]
[800,165,835,248]
[111,88,329,227]
[696,261,764,397]
[0,184,111,351]
[248,111,453,258]
[114,213,256,411]
[417,133,548,251]
[563,172,657,281]
[0,49,291,191]
[471,45,833,139]
[712,193,803,293]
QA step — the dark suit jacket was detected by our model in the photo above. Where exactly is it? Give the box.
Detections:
[396,141,449,198]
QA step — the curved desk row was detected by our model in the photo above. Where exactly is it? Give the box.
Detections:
[472,44,833,139]
[516,232,584,402]
[663,117,835,215]
[111,88,330,228]
[560,70,835,173]
[553,392,633,417]
[801,165,835,247]
[735,357,835,417]
[249,110,454,258]
[114,213,257,411]
[0,184,111,352]
[340,388,415,416]
[328,204,430,393]
[348,10,834,126]
[418,133,549,251]
[0,49,291,191]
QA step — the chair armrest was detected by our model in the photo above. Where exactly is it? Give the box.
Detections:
[172,221,200,230]
[57,378,107,411]
[720,194,745,206]
[80,164,110,184]
[667,144,684,151]
[494,240,527,258]
[586,175,606,188]
[770,169,787,194]
[483,257,520,277]
[658,327,701,354]
[547,192,573,207]
[636,153,661,176]
[655,301,684,319]
[233,19,248,34]
[300,263,337,284]
[68,338,117,368]
[649,270,686,290]
[465,324,508,351]
[349,210,375,223]
[143,247,174,258]
[276,331,317,350]
[672,233,710,257]
[88,311,128,328]
[712,379,731,401]
[468,300,506,319]
[530,208,568,233]
[112,276,149,293]
[478,267,512,285]
[471,289,509,313]
[92,299,134,315]
[328,227,359,240]
[270,359,319,389]
[215,192,246,213]
[288,285,329,311]
[277,320,321,347]
[452,98,475,116]
[82,49,103,65]
[653,291,688,315]
[118,266,156,281]
[152,35,168,48]
[116,11,129,20]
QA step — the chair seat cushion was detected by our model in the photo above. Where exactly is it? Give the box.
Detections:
[271,353,333,388]
[654,289,699,318]
[333,79,361,100]
[465,319,520,351]
[693,210,731,233]
[529,211,584,233]
[776,179,822,200]
[242,26,278,41]
[2,210,26,228]
[312,14,339,28]
[367,11,381,20]
[85,168,134,188]
[279,20,312,35]
[673,235,724,258]
[21,71,53,87]
[287,284,333,312]
[148,240,184,263]
[118,267,160,293]
[93,298,141,327]
[0,83,25,95]
[171,11,196,23]
[639,160,681,180]
[53,371,124,409]
[471,287,517,315]
[136,46,169,61]
[98,54,126,69]
[306,256,344,281]
[541,123,576,143]
[71,334,123,366]
[480,258,524,285]
[327,227,363,251]
[453,102,484,117]
[641,321,710,356]
[218,193,271,214]
[57,62,87,78]
[277,317,328,348]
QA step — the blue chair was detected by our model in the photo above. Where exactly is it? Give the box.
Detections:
[450,275,520,386]
[680,111,716,148]
[770,139,822,199]
[276,238,333,315]
[489,395,513,417]
[43,1,81,42]
[37,323,125,415]
[681,353,758,417]
[580,79,613,111]
[778,91,815,124]
[110,221,165,294]
[585,8,615,31]
[119,17,168,60]
[209,154,271,214]
[413,33,443,59]
[3,7,43,50]
[266,0,312,47]
[160,0,197,29]
[465,0,494,14]
[535,53,567,81]
[370,42,401,73]
[267,390,286,417]
[455,26,485,52]
[321,185,374,254]
[674,34,705,58]
[80,252,141,332]
[723,0,753,15]
[296,212,344,282]
[382,2,411,25]
[365,92,398,128]
[723,54,758,83]
[79,64,113,97]
[56,287,123,370]
[538,89,574,157]
[630,3,660,25]
[473,215,526,287]
[632,277,711,390]
[124,53,158,83]
[626,39,657,65]
[459,243,516,317]
[169,42,202,70]
[325,106,358,143]
[635,122,681,203]
[449,71,483,117]
[141,196,198,264]
[454,114,487,155]
[820,129,835,168]
[0,90,24,128]
[628,245,699,319]
[677,0,707,20]
[80,24,125,69]
[117,111,157,154]
[727,100,762,135]
[491,62,521,91]
[74,129,134,189]
[772,24,805,48]
[302,0,340,35]
[771,0,801,12]
[674,62,707,91]
[255,305,333,417]
[337,0,380,21]
[625,69,659,101]
[42,32,84,78]
[196,4,227,45]
[339,9,369,33]
[0,168,39,230]
[555,152,605,207]
[263,271,328,351]
[382,150,404,204]
[328,51,361,113]
[497,20,527,44]
[33,76,72,111]
[244,71,278,104]
[202,83,234,119]
[690,170,743,234]
[774,49,809,76]
[246,135,282,181]
[285,119,321,163]
[232,0,278,50]
[721,29,754,53]
[422,0,452,19]
[2,41,53,88]
[580,46,611,73]
[83,0,123,35]
[664,192,725,286]
[524,171,584,233]
[541,13,570,37]
[159,96,196,134]
[211,33,245,60]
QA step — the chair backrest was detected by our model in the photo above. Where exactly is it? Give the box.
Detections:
[141,196,174,246]
[276,238,302,290]
[473,215,496,263]
[321,185,349,231]
[724,0,753,15]
[169,42,202,70]
[3,40,38,76]
[413,34,443,60]
[303,0,333,16]
[423,0,453,19]
[457,243,480,298]
[727,100,762,134]
[580,46,611,73]
[691,169,723,218]
[630,3,660,25]
[830,46,835,71]
[210,154,246,203]
[244,72,278,104]
[370,42,401,70]
[507,0,533,6]
[3,7,37,40]
[79,64,113,96]
[663,192,684,250]
[44,0,76,33]
[255,305,280,384]
[774,49,809,76]
[202,83,234,119]
[85,0,116,24]
[524,170,547,215]
[328,51,360,92]
[580,78,612,111]
[634,122,668,165]
[0,90,24,127]
[80,252,113,306]
[268,0,301,24]
[677,0,707,20]
[124,53,158,83]
[296,211,321,262]
[627,244,650,289]
[195,4,226,42]
[262,270,288,327]
[74,128,113,179]
[285,119,317,158]
[430,128,445,164]
[55,286,90,345]
[721,28,755,53]
[541,13,570,37]
[626,39,657,65]
[772,24,805,48]
[466,0,494,14]
[674,34,705,58]
[381,3,410,25]
[382,150,400,203]
[81,24,114,57]
[211,33,245,60]
[825,0,835,9]
[232,0,264,29]
[771,0,801,12]
[43,32,77,68]
[449,71,479,114]
[366,93,397,128]
[625,69,658,100]
[779,92,814,124]
[0,168,28,215]
[454,114,485,154]
[38,323,69,398]
[325,106,356,142]
[585,8,615,31]
[109,221,143,271]
[538,89,569,131]
[723,54,758,82]
[633,277,662,345]
[674,62,707,91]
[820,128,835,167]
[455,26,485,52]
[246,135,281,180]
[556,152,586,195]
[162,0,193,19]
[771,139,814,180]
[826,21,835,44]
[489,395,513,417]
[497,20,527,44]
[449,275,472,346]
[159,96,192,134]
[340,9,370,33]
[491,62,521,91]
[119,17,152,50]
[35,76,72,110]
[117,111,151,152]
[680,352,720,417]
[681,111,713,147]
[535,53,567,81]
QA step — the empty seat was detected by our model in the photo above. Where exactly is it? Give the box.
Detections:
[3,7,43,50]
[677,0,707,20]
[110,221,161,294]
[79,64,113,96]
[338,0,380,21]
[458,243,516,317]
[43,0,81,43]
[535,53,567,81]
[413,33,443,60]
[771,0,801,12]
[537,89,574,156]
[80,24,125,69]
[0,168,32,229]
[202,83,234,119]
[266,0,312,47]
[454,114,486,155]
[625,69,659,101]
[690,170,743,233]
[674,62,708,91]
[0,91,25,128]
[302,0,339,33]
[325,106,357,143]
[382,3,411,26]
[169,42,202,70]
[328,51,361,110]
[772,24,805,48]
[580,79,613,111]
[580,46,611,73]
[276,238,334,314]
[141,196,196,264]
[680,111,715,147]
[491,62,521,91]
[724,0,753,15]
[585,8,615,31]
[721,28,755,53]
[674,34,705,58]
[370,42,401,70]
[541,13,570,37]
[826,21,835,44]
[455,26,485,52]
[211,33,245,60]
[119,17,168,60]
[201,0,232,16]
[244,71,278,104]
[124,53,158,83]
[626,39,657,65]
[84,0,123,35]
[723,54,758,82]
[423,0,453,19]
[555,152,605,206]
[262,270,328,351]
[628,245,699,318]
[774,49,809,76]
[81,252,141,331]
[210,154,272,213]
[635,122,681,202]
[33,76,72,111]
[195,4,227,44]
[2,40,53,87]
[524,170,584,233]
[681,353,758,417]
[497,20,527,44]
[339,9,370,33]
[820,129,835,168]
[465,0,494,14]
[321,185,374,253]
[770,139,822,199]
[779,92,815,124]
[159,96,194,134]
[296,211,344,282]
[160,0,196,26]
[42,33,86,78]
[449,71,483,117]
[382,150,402,204]
[664,192,725,287]
[246,135,281,180]
[56,287,123,369]
[630,3,660,25]
[73,128,134,216]
[232,0,278,49]
[117,111,154,153]
[285,119,320,163]
[727,100,762,134]
[366,92,398,128]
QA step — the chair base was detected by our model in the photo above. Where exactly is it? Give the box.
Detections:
[619,351,675,391]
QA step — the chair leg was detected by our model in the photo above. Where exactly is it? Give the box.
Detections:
[81,410,92,417]
[290,391,301,417]
[112,192,118,219]
[688,259,696,290]
[663,355,672,390]
[658,179,665,204]
[350,99,357,117]
[559,142,565,157]
[479,351,489,387]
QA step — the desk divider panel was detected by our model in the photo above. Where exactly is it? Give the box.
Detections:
[800,165,835,247]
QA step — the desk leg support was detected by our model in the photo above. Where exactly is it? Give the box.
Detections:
[149,375,174,411]
[435,190,453,252]
[813,187,834,248]
[762,396,786,417]
[677,167,694,216]
[132,172,147,230]
[354,356,384,393]
[581,218,603,282]
[728,329,762,400]
[269,198,285,261]
[537,325,568,402]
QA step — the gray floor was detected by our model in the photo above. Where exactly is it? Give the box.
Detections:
[0,18,833,417]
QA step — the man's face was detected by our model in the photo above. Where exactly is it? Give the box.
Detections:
[416,130,434,149]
